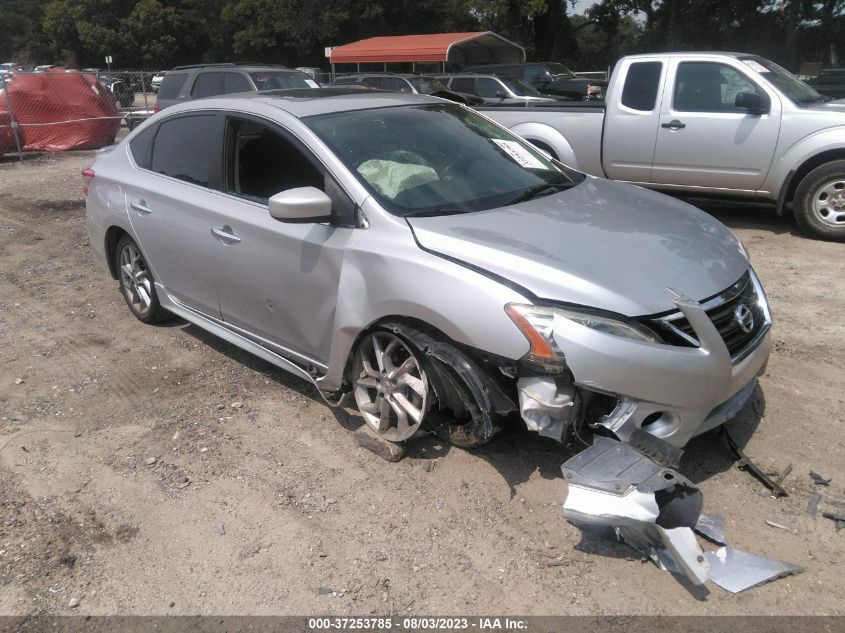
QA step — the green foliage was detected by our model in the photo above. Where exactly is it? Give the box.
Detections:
[0,0,841,71]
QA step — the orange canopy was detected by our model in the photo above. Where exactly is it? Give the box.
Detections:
[329,32,525,66]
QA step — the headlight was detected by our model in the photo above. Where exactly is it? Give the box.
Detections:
[506,303,661,374]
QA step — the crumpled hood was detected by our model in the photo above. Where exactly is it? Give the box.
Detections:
[408,178,748,316]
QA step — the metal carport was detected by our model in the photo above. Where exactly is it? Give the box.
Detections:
[328,32,525,72]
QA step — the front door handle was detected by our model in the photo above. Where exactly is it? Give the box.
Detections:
[211,225,241,244]
[130,200,152,214]
[661,119,686,130]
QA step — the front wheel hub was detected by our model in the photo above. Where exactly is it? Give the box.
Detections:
[352,332,429,442]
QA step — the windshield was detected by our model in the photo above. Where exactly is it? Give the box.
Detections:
[499,76,541,96]
[249,71,314,91]
[305,104,578,216]
[407,77,448,94]
[740,56,826,105]
[545,63,576,79]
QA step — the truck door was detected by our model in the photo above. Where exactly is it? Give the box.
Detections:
[602,59,667,183]
[650,58,781,192]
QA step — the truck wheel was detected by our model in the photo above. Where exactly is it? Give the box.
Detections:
[794,160,845,241]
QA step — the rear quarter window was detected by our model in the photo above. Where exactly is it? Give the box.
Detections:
[157,72,188,99]
[129,125,156,169]
[621,61,663,111]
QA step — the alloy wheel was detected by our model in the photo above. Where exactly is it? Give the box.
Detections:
[119,242,154,316]
[352,332,429,442]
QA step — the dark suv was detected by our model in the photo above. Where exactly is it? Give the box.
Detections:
[156,63,318,110]
[463,62,607,101]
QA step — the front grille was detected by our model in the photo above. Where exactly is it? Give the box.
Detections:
[649,271,769,361]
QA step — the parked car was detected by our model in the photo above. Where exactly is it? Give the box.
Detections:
[807,67,845,99]
[436,73,567,105]
[465,61,607,101]
[480,51,845,241]
[98,74,136,108]
[155,63,318,110]
[84,88,771,481]
[331,73,484,105]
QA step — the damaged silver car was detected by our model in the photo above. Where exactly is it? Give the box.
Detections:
[84,89,771,491]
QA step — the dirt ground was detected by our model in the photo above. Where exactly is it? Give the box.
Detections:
[0,146,843,617]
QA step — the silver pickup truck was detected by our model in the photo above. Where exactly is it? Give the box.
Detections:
[481,51,845,241]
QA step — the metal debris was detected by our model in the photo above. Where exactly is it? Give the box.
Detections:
[694,514,727,545]
[719,428,788,497]
[517,376,576,442]
[705,546,804,593]
[561,436,803,594]
[810,471,832,486]
[562,437,707,586]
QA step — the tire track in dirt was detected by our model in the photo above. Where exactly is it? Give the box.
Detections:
[0,278,146,407]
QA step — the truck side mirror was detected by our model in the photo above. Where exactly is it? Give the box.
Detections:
[735,91,770,114]
[495,90,507,99]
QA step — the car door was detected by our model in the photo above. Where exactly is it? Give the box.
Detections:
[122,112,224,317]
[209,115,354,367]
[650,58,781,191]
[602,59,666,183]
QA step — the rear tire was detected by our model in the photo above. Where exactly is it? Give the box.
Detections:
[794,160,845,241]
[115,235,167,324]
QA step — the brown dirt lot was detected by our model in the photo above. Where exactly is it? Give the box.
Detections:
[0,148,843,617]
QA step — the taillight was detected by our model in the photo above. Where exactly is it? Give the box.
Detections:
[153,104,160,113]
[82,168,95,197]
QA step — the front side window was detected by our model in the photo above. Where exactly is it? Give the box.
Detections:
[150,115,217,186]
[475,78,502,98]
[674,62,762,112]
[621,61,662,111]
[226,119,323,203]
[305,104,579,216]
[224,72,252,93]
[191,72,225,98]
[523,66,549,84]
[499,77,539,97]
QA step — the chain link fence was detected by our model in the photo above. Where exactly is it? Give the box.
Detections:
[0,69,162,161]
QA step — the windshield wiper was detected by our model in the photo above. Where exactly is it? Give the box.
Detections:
[506,182,572,206]
[403,206,472,218]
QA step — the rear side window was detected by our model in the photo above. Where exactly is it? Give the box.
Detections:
[151,115,217,186]
[450,78,475,94]
[225,72,252,93]
[158,72,188,99]
[362,77,384,89]
[192,72,225,98]
[129,125,156,169]
[621,61,662,111]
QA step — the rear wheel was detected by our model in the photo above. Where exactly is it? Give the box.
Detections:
[115,235,167,323]
[794,160,845,241]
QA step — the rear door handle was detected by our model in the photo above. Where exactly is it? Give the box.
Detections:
[211,225,241,244]
[661,119,686,130]
[130,200,152,214]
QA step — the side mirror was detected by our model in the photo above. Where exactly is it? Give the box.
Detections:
[268,186,332,223]
[735,91,769,114]
[495,90,508,99]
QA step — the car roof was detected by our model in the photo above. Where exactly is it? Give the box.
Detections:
[166,88,442,118]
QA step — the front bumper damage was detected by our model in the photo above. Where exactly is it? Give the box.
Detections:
[517,272,772,449]
[537,271,798,592]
